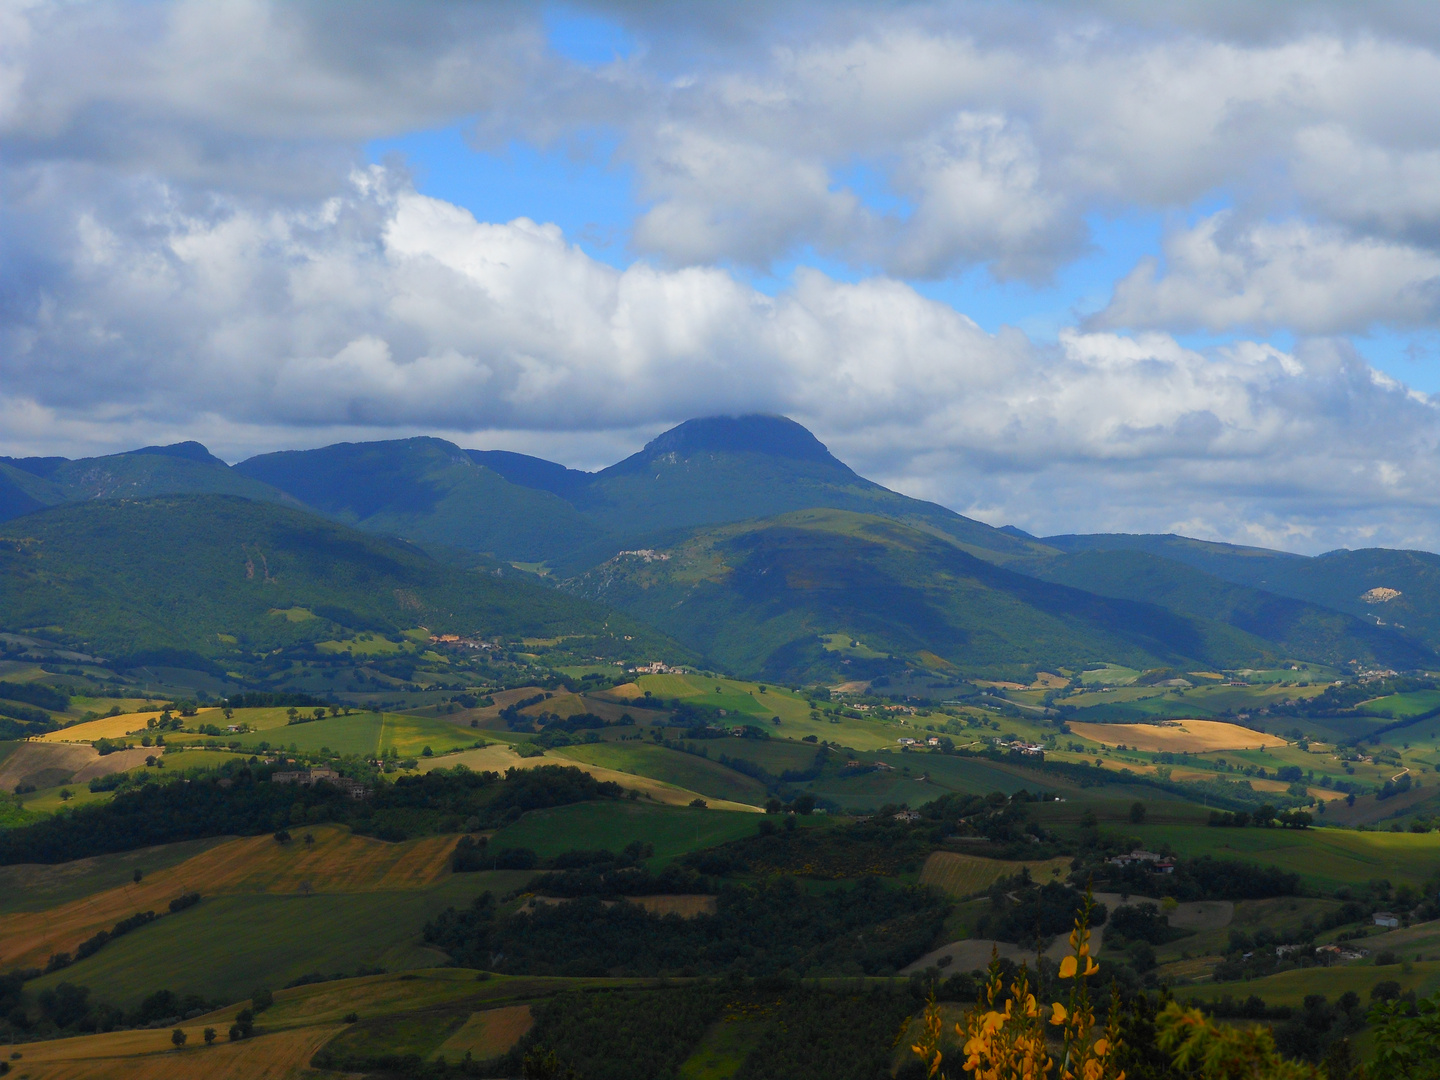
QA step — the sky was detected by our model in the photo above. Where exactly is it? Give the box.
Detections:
[3,1,1440,553]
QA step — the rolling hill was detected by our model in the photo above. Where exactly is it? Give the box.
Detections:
[0,442,300,521]
[1041,533,1440,659]
[1027,549,1433,669]
[564,508,1279,682]
[0,494,653,660]
[234,437,603,565]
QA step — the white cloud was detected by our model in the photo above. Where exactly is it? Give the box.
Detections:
[6,1,1440,550]
[3,168,1440,551]
[1096,214,1440,334]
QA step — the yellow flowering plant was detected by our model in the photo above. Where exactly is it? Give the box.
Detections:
[911,889,1122,1080]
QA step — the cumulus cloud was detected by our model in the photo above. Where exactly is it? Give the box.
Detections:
[1096,214,1440,334]
[4,1,1440,550]
[3,167,1440,551]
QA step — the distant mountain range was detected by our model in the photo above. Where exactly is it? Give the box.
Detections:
[1,415,1435,680]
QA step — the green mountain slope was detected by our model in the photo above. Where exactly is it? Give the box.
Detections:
[571,416,1046,564]
[1028,549,1432,669]
[0,494,645,659]
[1040,532,1302,580]
[233,417,1047,572]
[1040,533,1440,659]
[235,437,606,564]
[0,443,298,520]
[564,509,1275,682]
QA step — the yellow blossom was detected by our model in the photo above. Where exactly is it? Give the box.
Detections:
[1059,955,1077,979]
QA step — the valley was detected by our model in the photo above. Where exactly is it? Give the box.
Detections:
[2,415,1440,1077]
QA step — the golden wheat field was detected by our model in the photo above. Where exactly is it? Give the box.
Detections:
[919,851,1072,898]
[8,1021,342,1079]
[1068,720,1287,753]
[39,710,219,743]
[0,826,459,970]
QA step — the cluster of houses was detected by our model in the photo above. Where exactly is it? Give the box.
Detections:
[270,766,369,800]
[630,661,684,675]
[428,634,497,651]
[1107,849,1177,874]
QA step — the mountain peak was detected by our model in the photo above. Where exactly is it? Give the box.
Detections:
[636,415,846,468]
[130,441,226,466]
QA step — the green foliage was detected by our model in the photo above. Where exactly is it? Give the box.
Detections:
[501,985,726,1080]
[684,817,932,878]
[1368,989,1440,1080]
[426,875,947,978]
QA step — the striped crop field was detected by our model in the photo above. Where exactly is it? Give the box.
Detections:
[0,825,459,970]
[919,851,1072,898]
[9,1021,343,1080]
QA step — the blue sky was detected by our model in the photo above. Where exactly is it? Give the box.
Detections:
[370,5,1440,392]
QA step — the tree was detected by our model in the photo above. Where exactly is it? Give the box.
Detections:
[171,1028,187,1048]
[1129,801,1146,824]
[58,788,72,802]
[1254,804,1278,827]
[203,1027,217,1045]
[133,868,143,884]
[1367,988,1440,1079]
[312,708,326,721]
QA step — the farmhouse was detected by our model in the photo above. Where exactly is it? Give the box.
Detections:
[1374,911,1400,928]
[270,767,369,799]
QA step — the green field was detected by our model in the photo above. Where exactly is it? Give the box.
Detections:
[217,709,479,757]
[488,800,764,864]
[634,673,907,750]
[556,743,770,806]
[1123,823,1440,889]
[1362,690,1440,720]
[1177,960,1440,1009]
[23,871,529,1009]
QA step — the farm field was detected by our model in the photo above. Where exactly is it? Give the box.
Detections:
[40,708,218,743]
[0,837,228,915]
[21,873,526,1009]
[1123,823,1440,889]
[0,824,463,970]
[422,741,761,811]
[1176,960,1440,1009]
[1361,689,1440,719]
[487,800,764,863]
[1068,720,1288,753]
[219,708,479,757]
[1,1020,344,1080]
[556,742,770,806]
[634,673,908,749]
[0,740,150,791]
[432,1003,534,1063]
[918,851,1071,898]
